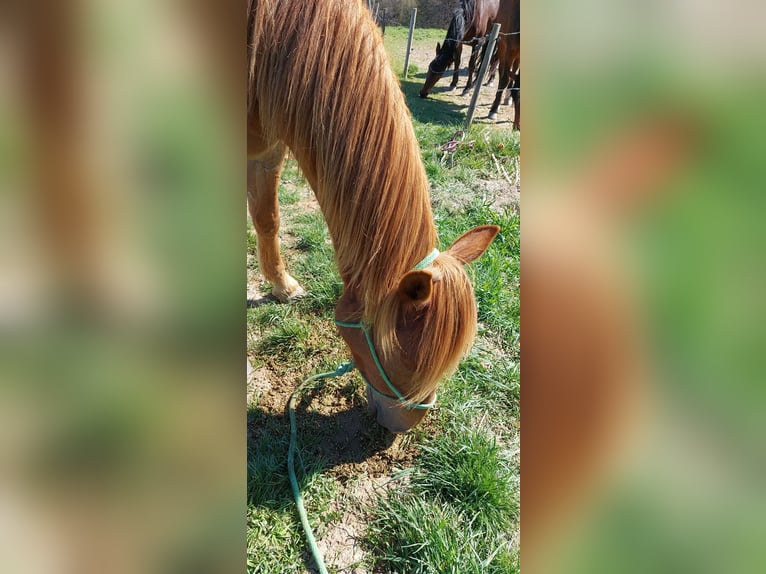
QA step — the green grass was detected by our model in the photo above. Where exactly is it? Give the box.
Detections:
[248,303,292,329]
[248,27,519,574]
[367,493,518,574]
[416,427,519,529]
[247,507,305,573]
[291,210,344,315]
[365,410,519,573]
[383,26,444,78]
[257,320,312,359]
[441,348,520,423]
[247,467,340,574]
[435,197,520,352]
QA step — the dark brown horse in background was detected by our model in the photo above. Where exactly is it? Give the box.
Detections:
[419,0,500,98]
[488,0,520,130]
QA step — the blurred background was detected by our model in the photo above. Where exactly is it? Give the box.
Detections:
[523,0,766,573]
[1,0,765,572]
[0,0,243,572]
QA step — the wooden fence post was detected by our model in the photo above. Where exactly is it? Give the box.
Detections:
[403,8,417,78]
[464,23,501,130]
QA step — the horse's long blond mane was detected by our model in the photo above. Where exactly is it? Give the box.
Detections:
[249,0,476,402]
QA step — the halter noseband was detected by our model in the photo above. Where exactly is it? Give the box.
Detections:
[334,248,440,410]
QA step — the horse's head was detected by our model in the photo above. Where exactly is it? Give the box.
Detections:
[336,225,499,432]
[419,42,452,98]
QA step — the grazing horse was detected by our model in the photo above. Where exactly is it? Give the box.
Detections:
[419,0,500,98]
[488,0,520,130]
[248,0,498,433]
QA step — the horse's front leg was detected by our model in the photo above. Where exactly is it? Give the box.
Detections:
[449,43,462,89]
[488,41,513,121]
[511,71,520,131]
[462,40,484,96]
[248,143,305,302]
[486,52,499,86]
[503,59,519,106]
[462,43,477,95]
[488,64,511,121]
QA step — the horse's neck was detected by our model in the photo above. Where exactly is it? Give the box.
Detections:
[294,142,436,313]
[258,0,438,313]
[447,13,463,43]
[290,134,436,318]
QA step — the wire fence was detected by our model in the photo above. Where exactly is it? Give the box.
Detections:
[441,30,520,45]
[398,10,520,130]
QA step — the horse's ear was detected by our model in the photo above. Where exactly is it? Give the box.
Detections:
[436,42,441,55]
[447,225,500,264]
[398,270,434,305]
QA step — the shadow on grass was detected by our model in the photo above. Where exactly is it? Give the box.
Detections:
[247,392,395,571]
[400,72,514,129]
[247,295,275,308]
[400,73,468,126]
[247,395,395,503]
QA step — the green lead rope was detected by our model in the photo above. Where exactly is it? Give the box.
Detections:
[288,362,354,574]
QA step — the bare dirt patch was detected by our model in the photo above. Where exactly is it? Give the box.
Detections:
[247,363,272,405]
[478,176,520,209]
[318,475,394,574]
[295,195,321,214]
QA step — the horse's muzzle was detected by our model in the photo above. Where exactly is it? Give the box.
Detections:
[366,386,430,433]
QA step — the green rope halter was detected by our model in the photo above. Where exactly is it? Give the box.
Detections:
[334,247,440,410]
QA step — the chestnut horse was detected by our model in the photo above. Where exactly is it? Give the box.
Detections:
[488,0,520,130]
[248,0,498,432]
[419,0,500,98]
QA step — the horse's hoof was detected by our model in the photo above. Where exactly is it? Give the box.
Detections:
[272,280,306,303]
[488,112,498,121]
[418,91,428,99]
[448,85,457,91]
[460,89,471,97]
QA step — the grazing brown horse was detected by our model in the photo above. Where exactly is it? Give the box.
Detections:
[419,0,500,98]
[488,0,520,129]
[248,0,498,432]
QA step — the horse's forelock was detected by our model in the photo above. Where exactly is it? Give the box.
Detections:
[375,254,477,405]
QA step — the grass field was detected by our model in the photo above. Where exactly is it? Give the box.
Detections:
[248,27,520,573]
